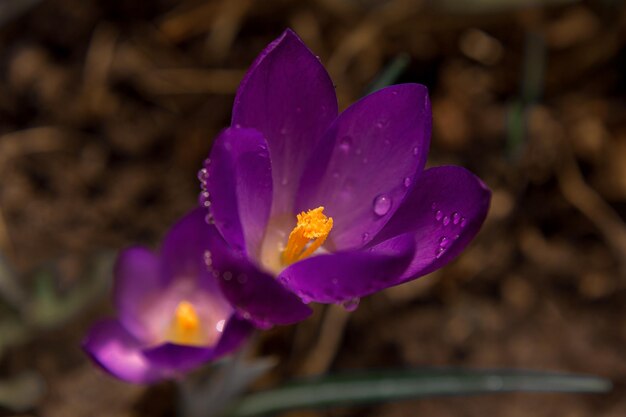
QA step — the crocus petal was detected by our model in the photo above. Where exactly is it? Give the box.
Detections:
[369,166,491,281]
[142,315,253,370]
[212,315,254,357]
[160,208,224,294]
[296,84,431,250]
[232,29,338,216]
[113,247,165,342]
[205,127,273,258]
[205,225,312,327]
[141,344,215,372]
[277,234,416,303]
[83,319,167,384]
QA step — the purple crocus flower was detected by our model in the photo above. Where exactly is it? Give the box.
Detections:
[83,209,252,383]
[198,29,491,328]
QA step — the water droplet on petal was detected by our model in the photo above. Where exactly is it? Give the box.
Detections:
[197,168,209,183]
[460,217,467,228]
[339,136,352,152]
[412,147,419,156]
[198,191,210,207]
[203,251,212,268]
[435,210,443,221]
[373,194,392,216]
[452,212,461,225]
[215,319,225,332]
[435,247,444,258]
[439,236,449,248]
[223,271,233,281]
[431,202,437,210]
[404,177,411,188]
[362,232,370,242]
[443,216,450,226]
[341,297,360,312]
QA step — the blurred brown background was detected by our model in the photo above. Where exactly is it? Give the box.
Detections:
[0,0,625,416]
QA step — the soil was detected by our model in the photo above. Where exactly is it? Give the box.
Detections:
[0,0,625,416]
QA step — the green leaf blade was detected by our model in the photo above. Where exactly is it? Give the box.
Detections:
[227,369,611,417]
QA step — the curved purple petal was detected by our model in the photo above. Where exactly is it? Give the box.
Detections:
[205,128,273,258]
[141,343,214,373]
[212,315,254,357]
[232,29,338,216]
[82,319,167,384]
[296,84,432,251]
[160,208,224,293]
[113,247,165,342]
[369,165,491,281]
[142,314,253,371]
[277,233,416,304]
[205,225,312,327]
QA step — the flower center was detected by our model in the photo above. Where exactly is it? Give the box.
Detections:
[281,206,333,266]
[166,300,205,346]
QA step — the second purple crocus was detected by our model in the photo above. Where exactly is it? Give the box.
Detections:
[199,29,491,328]
[83,209,252,383]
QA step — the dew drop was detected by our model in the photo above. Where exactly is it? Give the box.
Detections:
[373,194,392,216]
[215,319,226,332]
[403,177,411,188]
[443,216,450,226]
[460,217,467,228]
[452,212,461,225]
[197,168,209,183]
[341,297,360,312]
[412,146,419,156]
[339,136,352,152]
[198,191,210,206]
[435,210,443,221]
[454,234,460,240]
[241,311,251,320]
[203,251,212,268]
[439,236,450,248]
[222,271,233,281]
[431,202,437,210]
[361,232,370,242]
[435,247,444,258]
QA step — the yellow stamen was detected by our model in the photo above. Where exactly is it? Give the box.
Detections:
[166,301,204,346]
[281,207,333,266]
